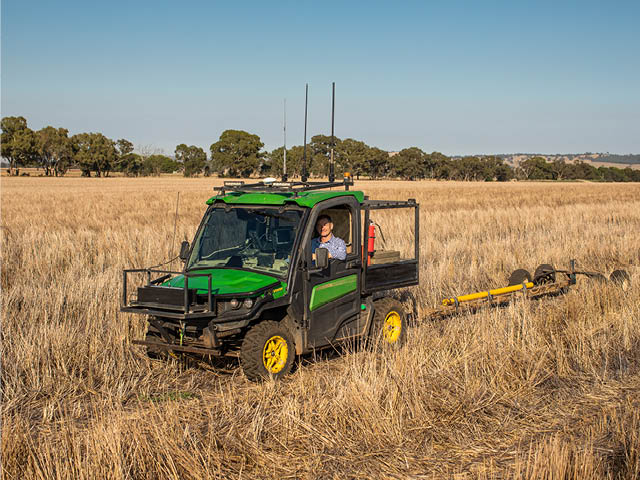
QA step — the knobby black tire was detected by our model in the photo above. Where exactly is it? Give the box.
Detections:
[371,297,407,349]
[240,320,295,382]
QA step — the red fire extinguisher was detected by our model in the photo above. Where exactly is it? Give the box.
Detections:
[366,222,375,265]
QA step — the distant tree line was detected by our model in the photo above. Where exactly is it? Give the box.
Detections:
[0,116,201,178]
[2,116,639,182]
[516,156,640,182]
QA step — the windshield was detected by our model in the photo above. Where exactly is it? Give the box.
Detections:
[187,206,303,277]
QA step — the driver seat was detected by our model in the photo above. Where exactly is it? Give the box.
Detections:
[320,208,353,254]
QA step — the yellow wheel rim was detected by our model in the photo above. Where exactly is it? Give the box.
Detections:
[262,335,288,374]
[383,311,402,343]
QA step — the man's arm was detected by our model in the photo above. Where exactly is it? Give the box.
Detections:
[333,238,347,260]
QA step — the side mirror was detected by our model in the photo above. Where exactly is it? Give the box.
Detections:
[179,241,190,262]
[315,247,329,269]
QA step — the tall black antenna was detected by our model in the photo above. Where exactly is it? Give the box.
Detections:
[282,98,287,181]
[169,191,180,260]
[301,83,309,182]
[329,81,335,182]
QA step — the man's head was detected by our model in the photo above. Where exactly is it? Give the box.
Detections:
[315,214,333,239]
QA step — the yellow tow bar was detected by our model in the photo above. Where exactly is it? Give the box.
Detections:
[442,281,535,307]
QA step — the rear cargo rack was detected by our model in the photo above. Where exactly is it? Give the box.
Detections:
[361,197,420,294]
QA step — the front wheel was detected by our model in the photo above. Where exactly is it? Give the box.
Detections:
[240,320,295,381]
[372,298,407,348]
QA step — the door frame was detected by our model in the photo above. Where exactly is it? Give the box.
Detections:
[300,197,362,348]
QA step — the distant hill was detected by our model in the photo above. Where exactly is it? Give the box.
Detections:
[596,154,640,164]
[491,153,640,171]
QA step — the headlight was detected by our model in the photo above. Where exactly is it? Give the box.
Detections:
[229,298,240,309]
[243,298,254,309]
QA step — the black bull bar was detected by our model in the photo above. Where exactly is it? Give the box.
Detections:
[122,268,215,320]
[121,268,280,320]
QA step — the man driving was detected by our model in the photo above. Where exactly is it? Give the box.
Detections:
[311,214,347,261]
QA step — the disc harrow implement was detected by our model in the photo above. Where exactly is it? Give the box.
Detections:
[427,260,630,320]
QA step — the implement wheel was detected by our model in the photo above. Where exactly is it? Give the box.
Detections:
[534,264,556,285]
[372,298,407,348]
[610,269,631,287]
[240,320,295,381]
[508,269,532,286]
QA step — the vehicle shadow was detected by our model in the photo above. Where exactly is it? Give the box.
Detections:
[162,343,364,379]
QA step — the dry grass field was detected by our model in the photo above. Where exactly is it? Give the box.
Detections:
[2,176,639,479]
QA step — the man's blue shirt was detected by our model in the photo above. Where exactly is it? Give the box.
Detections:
[311,235,347,260]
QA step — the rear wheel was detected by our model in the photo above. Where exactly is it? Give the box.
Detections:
[240,320,295,381]
[372,298,407,348]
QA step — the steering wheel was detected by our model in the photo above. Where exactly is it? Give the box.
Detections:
[248,231,264,250]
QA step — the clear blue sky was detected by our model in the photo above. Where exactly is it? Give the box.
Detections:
[2,1,639,155]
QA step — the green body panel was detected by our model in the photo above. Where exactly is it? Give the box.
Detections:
[309,274,357,312]
[163,269,284,296]
[206,190,364,208]
[271,285,286,299]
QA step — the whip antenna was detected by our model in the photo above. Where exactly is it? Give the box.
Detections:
[169,191,180,260]
[282,98,287,181]
[329,81,335,183]
[301,83,309,182]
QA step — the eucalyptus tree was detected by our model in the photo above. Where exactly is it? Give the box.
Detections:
[36,126,73,176]
[1,116,36,175]
[72,132,117,177]
[210,130,264,177]
[175,144,206,177]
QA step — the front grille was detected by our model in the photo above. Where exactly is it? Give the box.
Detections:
[137,286,193,307]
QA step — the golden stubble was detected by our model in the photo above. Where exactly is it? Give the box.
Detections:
[1,176,639,479]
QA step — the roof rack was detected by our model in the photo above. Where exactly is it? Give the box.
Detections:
[214,176,354,196]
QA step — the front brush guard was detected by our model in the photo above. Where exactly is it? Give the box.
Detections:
[122,268,215,319]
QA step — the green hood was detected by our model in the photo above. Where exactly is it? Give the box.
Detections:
[163,268,283,296]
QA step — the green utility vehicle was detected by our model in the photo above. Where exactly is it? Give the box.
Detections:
[122,176,419,380]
